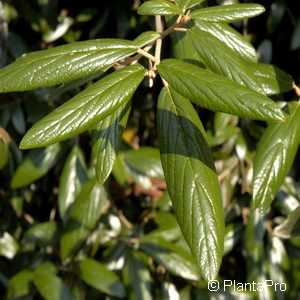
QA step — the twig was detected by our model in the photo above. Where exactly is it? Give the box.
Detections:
[293,83,300,97]
[154,15,164,66]
[137,48,157,63]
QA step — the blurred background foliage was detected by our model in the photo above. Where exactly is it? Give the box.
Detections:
[0,0,300,299]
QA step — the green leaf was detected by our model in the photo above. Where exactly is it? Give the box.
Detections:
[124,147,164,180]
[195,20,257,63]
[176,0,205,9]
[20,64,146,149]
[0,232,19,259]
[157,59,285,121]
[187,27,293,95]
[92,102,131,184]
[34,264,74,300]
[76,258,125,298]
[157,87,224,280]
[58,145,87,219]
[273,207,300,239]
[140,236,200,281]
[137,0,183,16]
[60,178,107,260]
[0,139,9,169]
[253,102,300,212]
[190,4,265,23]
[0,39,140,92]
[24,221,61,247]
[122,250,152,300]
[11,143,62,188]
[7,270,34,299]
[133,31,161,48]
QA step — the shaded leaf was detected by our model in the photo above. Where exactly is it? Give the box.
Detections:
[76,258,125,298]
[157,59,285,121]
[273,207,300,239]
[7,270,35,299]
[190,4,265,23]
[11,143,62,188]
[60,178,107,260]
[253,102,300,212]
[0,139,9,169]
[0,39,139,92]
[20,64,146,149]
[137,0,183,16]
[157,87,224,280]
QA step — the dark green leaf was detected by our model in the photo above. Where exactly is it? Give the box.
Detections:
[7,270,34,299]
[157,59,285,121]
[11,143,62,188]
[190,4,265,22]
[20,64,146,149]
[122,250,152,300]
[92,102,131,184]
[157,87,224,280]
[133,31,161,48]
[12,104,26,134]
[0,39,140,92]
[60,178,107,260]
[187,27,293,95]
[177,0,205,9]
[24,221,61,247]
[0,139,9,169]
[140,236,200,281]
[253,102,300,212]
[58,146,87,219]
[0,232,19,259]
[291,21,300,50]
[273,207,300,239]
[76,258,125,298]
[34,264,74,300]
[137,0,183,16]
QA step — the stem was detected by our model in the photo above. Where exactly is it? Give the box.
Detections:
[154,15,164,65]
[137,48,157,63]
[293,83,300,97]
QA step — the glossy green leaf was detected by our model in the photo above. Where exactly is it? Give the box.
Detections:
[0,232,19,259]
[7,270,34,299]
[190,4,265,22]
[122,250,152,300]
[195,20,257,63]
[124,147,164,180]
[157,59,285,121]
[60,178,107,260]
[11,143,62,188]
[140,236,200,281]
[0,39,140,92]
[253,102,300,212]
[58,145,87,219]
[187,27,293,95]
[20,64,146,149]
[34,264,74,300]
[137,0,183,16]
[24,221,61,247]
[273,207,300,239]
[157,87,224,280]
[133,31,161,48]
[92,102,131,184]
[176,0,205,9]
[76,258,125,298]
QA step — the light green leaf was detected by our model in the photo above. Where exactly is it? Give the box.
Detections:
[24,221,61,247]
[157,59,285,121]
[7,270,34,299]
[58,145,87,219]
[20,64,146,149]
[273,207,300,239]
[176,0,205,9]
[76,258,125,298]
[11,143,62,188]
[0,232,19,259]
[0,39,139,92]
[137,0,183,16]
[253,102,300,212]
[133,31,161,48]
[60,178,107,260]
[34,264,74,300]
[187,27,293,95]
[195,20,257,63]
[122,250,152,300]
[157,87,224,280]
[190,4,265,22]
[92,102,131,184]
